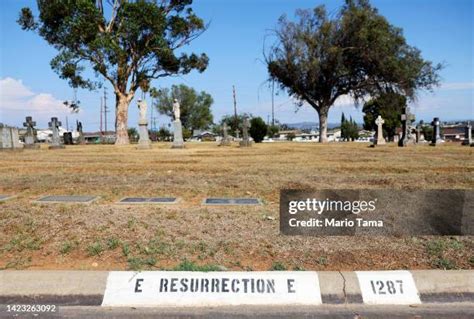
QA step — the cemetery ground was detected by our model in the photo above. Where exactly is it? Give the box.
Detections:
[0,142,472,272]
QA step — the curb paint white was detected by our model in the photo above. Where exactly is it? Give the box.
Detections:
[102,271,322,307]
[356,271,421,305]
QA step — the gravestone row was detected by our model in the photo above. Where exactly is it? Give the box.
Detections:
[372,112,472,147]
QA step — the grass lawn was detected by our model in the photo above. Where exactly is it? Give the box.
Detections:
[0,142,472,271]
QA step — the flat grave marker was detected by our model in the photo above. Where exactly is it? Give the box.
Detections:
[0,195,14,202]
[35,195,98,204]
[203,198,262,205]
[118,197,179,204]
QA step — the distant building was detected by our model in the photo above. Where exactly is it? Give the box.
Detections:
[442,126,466,142]
[276,129,301,141]
[83,131,116,144]
[190,130,217,142]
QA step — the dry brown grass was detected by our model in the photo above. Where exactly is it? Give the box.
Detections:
[0,142,473,271]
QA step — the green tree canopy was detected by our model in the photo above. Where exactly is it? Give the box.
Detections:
[249,117,268,143]
[18,0,208,145]
[265,0,442,143]
[150,84,214,131]
[341,114,359,141]
[363,92,406,141]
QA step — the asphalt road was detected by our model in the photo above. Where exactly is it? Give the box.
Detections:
[1,304,473,319]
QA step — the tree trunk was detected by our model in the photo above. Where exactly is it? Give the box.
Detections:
[318,108,329,143]
[115,93,130,145]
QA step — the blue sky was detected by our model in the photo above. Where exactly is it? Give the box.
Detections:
[1,0,473,131]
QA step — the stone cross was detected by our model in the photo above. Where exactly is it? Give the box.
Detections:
[462,122,472,146]
[48,117,63,149]
[398,107,415,147]
[219,122,231,146]
[430,117,442,146]
[239,117,252,147]
[23,116,38,148]
[416,120,424,143]
[374,115,386,145]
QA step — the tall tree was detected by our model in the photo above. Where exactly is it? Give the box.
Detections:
[18,0,208,145]
[340,113,347,140]
[150,84,213,131]
[265,0,442,143]
[363,92,406,141]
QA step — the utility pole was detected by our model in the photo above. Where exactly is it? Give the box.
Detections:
[150,95,154,130]
[271,80,275,126]
[233,85,239,137]
[100,97,103,136]
[103,87,109,134]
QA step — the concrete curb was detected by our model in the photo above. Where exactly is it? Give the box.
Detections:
[0,270,472,306]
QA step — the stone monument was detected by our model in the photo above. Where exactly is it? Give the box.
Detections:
[398,107,416,147]
[76,120,85,144]
[0,124,23,151]
[373,115,386,146]
[137,99,151,149]
[239,117,252,147]
[430,117,443,146]
[63,132,73,145]
[23,116,40,149]
[171,99,185,149]
[219,122,231,146]
[462,122,472,146]
[416,121,425,143]
[48,117,65,149]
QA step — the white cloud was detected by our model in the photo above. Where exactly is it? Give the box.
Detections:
[0,77,70,125]
[440,82,474,91]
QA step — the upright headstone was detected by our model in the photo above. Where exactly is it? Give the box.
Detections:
[430,117,442,146]
[239,117,252,147]
[398,107,416,147]
[171,99,185,149]
[63,132,73,145]
[462,122,472,146]
[219,123,231,146]
[373,115,386,146]
[137,99,151,149]
[48,117,65,149]
[0,124,23,151]
[77,120,85,144]
[416,121,425,143]
[23,116,40,149]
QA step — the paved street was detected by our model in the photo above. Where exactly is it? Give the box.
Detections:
[1,304,473,319]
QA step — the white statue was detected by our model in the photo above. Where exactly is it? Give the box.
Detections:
[137,99,147,122]
[173,99,181,121]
